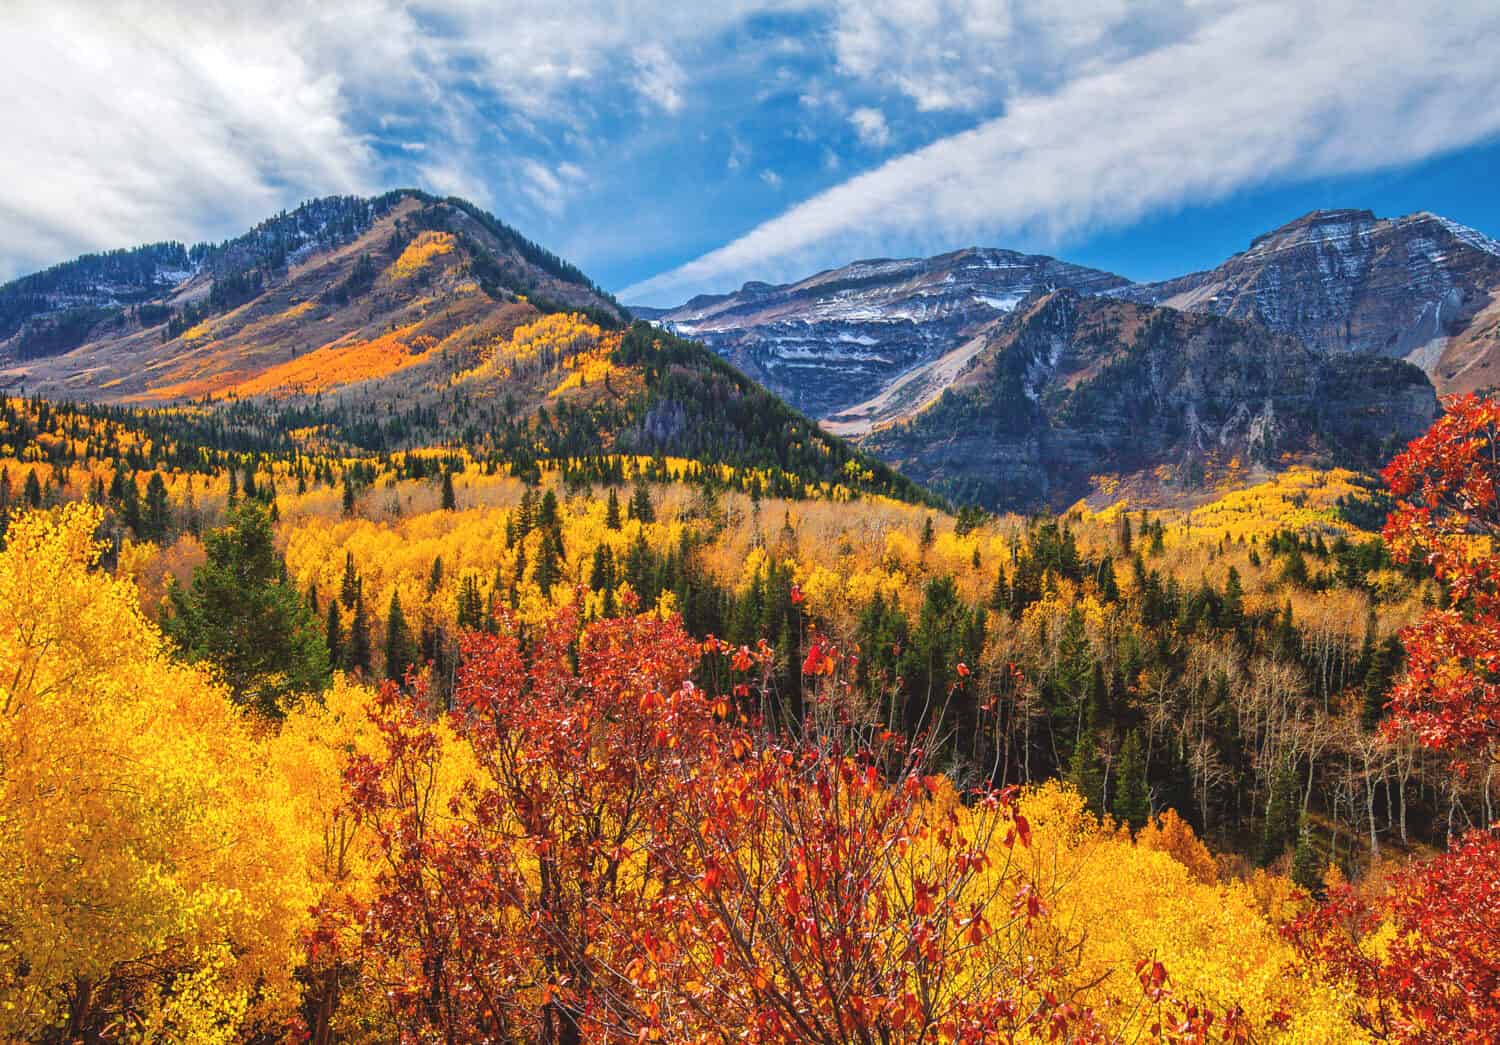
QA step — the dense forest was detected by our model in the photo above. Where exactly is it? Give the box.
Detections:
[0,389,1496,1042]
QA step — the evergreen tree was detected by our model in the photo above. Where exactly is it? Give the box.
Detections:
[1112,730,1150,829]
[164,501,329,715]
[987,564,1009,613]
[590,544,617,616]
[605,488,622,530]
[538,489,559,529]
[1118,512,1132,554]
[1261,760,1301,864]
[629,479,654,523]
[119,472,142,534]
[342,475,356,517]
[1280,543,1309,587]
[1291,814,1324,895]
[427,555,444,596]
[535,528,563,596]
[385,590,414,681]
[143,473,171,541]
[1067,722,1105,816]
[1054,607,1093,728]
[441,469,456,511]
[340,550,360,609]
[23,469,42,509]
[456,574,485,630]
[346,592,371,674]
[1223,565,1245,633]
[1361,635,1403,729]
[325,600,343,670]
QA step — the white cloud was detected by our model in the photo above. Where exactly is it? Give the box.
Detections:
[415,161,494,207]
[761,169,784,189]
[518,159,589,216]
[0,0,379,279]
[624,0,1500,304]
[0,0,812,278]
[849,107,891,148]
[829,0,1212,112]
[632,43,687,114]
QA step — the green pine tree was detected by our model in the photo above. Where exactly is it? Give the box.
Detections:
[1291,814,1324,895]
[456,574,485,630]
[23,469,42,509]
[629,479,654,524]
[1067,723,1106,816]
[346,592,371,674]
[164,501,329,715]
[143,472,171,541]
[341,551,360,609]
[325,600,343,669]
[1111,730,1151,829]
[385,590,414,681]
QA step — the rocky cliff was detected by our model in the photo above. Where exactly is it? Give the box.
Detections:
[1120,209,1500,394]
[652,248,1129,418]
[862,292,1438,511]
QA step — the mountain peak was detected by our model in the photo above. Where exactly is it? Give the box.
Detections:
[1248,208,1378,250]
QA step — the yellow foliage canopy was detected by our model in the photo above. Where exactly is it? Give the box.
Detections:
[0,505,312,1038]
[388,230,456,279]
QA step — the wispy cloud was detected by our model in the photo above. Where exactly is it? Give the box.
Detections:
[1,0,378,279]
[625,0,1500,304]
[848,107,890,148]
[0,0,810,278]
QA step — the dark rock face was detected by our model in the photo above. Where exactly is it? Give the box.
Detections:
[862,293,1438,511]
[1119,210,1500,393]
[648,248,1129,418]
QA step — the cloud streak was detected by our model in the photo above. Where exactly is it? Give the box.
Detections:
[626,0,1500,304]
[0,0,812,279]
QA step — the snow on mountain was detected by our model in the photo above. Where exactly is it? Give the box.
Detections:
[643,247,1129,418]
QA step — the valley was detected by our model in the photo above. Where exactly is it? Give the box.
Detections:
[0,190,1496,1043]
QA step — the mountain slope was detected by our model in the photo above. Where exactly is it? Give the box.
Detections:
[861,292,1437,511]
[646,208,1500,428]
[0,191,622,401]
[0,192,929,504]
[1120,209,1500,393]
[647,248,1129,418]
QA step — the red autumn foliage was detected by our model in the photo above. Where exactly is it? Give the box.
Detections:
[325,608,1240,1043]
[1285,828,1500,1043]
[1282,398,1500,1044]
[339,609,720,1043]
[634,733,1090,1044]
[1380,393,1500,757]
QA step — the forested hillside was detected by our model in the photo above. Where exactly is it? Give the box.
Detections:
[1,386,1496,1042]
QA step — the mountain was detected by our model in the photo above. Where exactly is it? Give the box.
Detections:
[1119,209,1500,394]
[861,291,1437,511]
[646,248,1129,418]
[645,209,1500,426]
[0,191,622,400]
[0,191,927,503]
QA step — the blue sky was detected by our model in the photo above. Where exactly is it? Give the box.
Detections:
[5,1,1499,306]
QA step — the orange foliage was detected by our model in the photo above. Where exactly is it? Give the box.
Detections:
[231,322,435,396]
[1136,808,1218,885]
